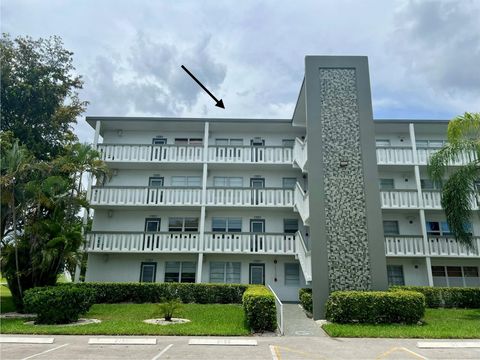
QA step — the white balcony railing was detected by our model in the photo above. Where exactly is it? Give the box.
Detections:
[376,147,414,165]
[98,144,203,163]
[90,187,202,206]
[294,182,309,225]
[87,232,200,252]
[207,146,292,164]
[206,188,293,207]
[376,146,477,166]
[295,231,311,282]
[385,236,480,257]
[87,232,297,255]
[381,190,478,210]
[293,138,308,172]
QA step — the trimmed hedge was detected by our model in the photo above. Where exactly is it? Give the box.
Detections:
[390,286,480,308]
[242,285,277,332]
[24,286,94,324]
[326,290,425,324]
[299,288,313,314]
[56,282,248,304]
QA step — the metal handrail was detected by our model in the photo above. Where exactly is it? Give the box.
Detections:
[267,284,284,335]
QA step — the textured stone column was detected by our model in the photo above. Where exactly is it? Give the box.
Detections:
[304,57,388,319]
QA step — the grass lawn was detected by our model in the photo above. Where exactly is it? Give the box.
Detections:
[0,284,16,313]
[0,303,250,336]
[323,308,480,339]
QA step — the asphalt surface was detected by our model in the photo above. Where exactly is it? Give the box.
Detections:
[1,335,480,360]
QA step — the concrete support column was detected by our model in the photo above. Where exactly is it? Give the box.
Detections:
[76,120,101,283]
[196,122,209,283]
[409,123,433,286]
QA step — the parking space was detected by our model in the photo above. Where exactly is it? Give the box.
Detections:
[1,335,480,360]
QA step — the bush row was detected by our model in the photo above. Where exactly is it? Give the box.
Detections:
[390,286,480,308]
[24,286,94,324]
[57,282,248,304]
[242,286,277,332]
[299,288,313,314]
[325,290,425,324]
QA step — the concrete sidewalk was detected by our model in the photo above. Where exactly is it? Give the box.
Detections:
[282,303,327,337]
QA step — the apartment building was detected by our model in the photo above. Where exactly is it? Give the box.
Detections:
[84,56,479,319]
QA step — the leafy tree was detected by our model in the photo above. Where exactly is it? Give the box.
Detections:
[428,112,480,247]
[0,35,108,310]
[0,33,87,160]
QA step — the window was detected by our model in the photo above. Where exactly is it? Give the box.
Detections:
[383,221,399,235]
[171,176,201,187]
[140,262,157,282]
[420,179,440,190]
[285,263,300,286]
[174,138,203,145]
[213,177,243,187]
[215,138,243,146]
[282,177,297,189]
[379,179,394,190]
[169,217,198,232]
[152,137,167,145]
[149,177,164,187]
[425,221,470,236]
[145,218,160,232]
[426,221,441,235]
[284,219,299,234]
[164,261,196,283]
[251,138,265,146]
[210,262,241,283]
[432,266,480,287]
[282,139,295,148]
[416,140,446,148]
[212,217,242,232]
[387,265,405,286]
[376,139,391,147]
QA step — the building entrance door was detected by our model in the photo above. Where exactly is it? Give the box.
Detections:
[249,264,265,285]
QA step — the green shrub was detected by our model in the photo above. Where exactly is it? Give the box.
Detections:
[299,288,313,314]
[24,285,94,324]
[242,285,277,332]
[325,290,425,324]
[157,298,182,321]
[390,286,480,308]
[56,282,248,304]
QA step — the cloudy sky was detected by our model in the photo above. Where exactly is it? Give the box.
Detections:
[2,0,480,142]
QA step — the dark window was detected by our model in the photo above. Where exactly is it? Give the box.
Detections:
[282,139,295,148]
[149,177,164,187]
[145,218,160,232]
[464,267,479,277]
[285,263,300,285]
[387,265,404,286]
[164,261,196,283]
[140,262,157,282]
[383,221,399,235]
[212,218,242,232]
[152,137,167,145]
[282,178,297,189]
[379,179,394,190]
[284,219,299,234]
[431,266,446,277]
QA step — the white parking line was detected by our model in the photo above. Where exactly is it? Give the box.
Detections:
[0,336,54,344]
[151,344,173,360]
[189,339,257,346]
[20,343,69,360]
[88,337,157,345]
[417,341,480,348]
[269,345,280,360]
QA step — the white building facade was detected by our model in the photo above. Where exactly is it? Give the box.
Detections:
[84,56,479,315]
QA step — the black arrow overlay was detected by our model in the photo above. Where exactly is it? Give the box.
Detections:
[181,65,225,109]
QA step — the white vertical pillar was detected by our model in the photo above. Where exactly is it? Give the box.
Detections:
[75,120,102,283]
[196,122,209,283]
[409,123,433,286]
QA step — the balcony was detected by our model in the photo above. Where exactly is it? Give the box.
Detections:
[205,188,293,207]
[86,232,297,255]
[376,146,477,166]
[98,144,203,163]
[385,236,480,257]
[207,145,292,164]
[380,190,478,210]
[90,187,202,207]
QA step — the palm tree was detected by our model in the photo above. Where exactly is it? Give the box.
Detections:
[428,112,480,247]
[0,141,31,298]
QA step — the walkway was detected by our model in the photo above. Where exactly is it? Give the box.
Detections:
[282,303,326,336]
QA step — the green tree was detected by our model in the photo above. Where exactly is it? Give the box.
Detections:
[0,33,87,160]
[428,112,480,247]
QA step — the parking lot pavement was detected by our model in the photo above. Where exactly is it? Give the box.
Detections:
[1,335,479,360]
